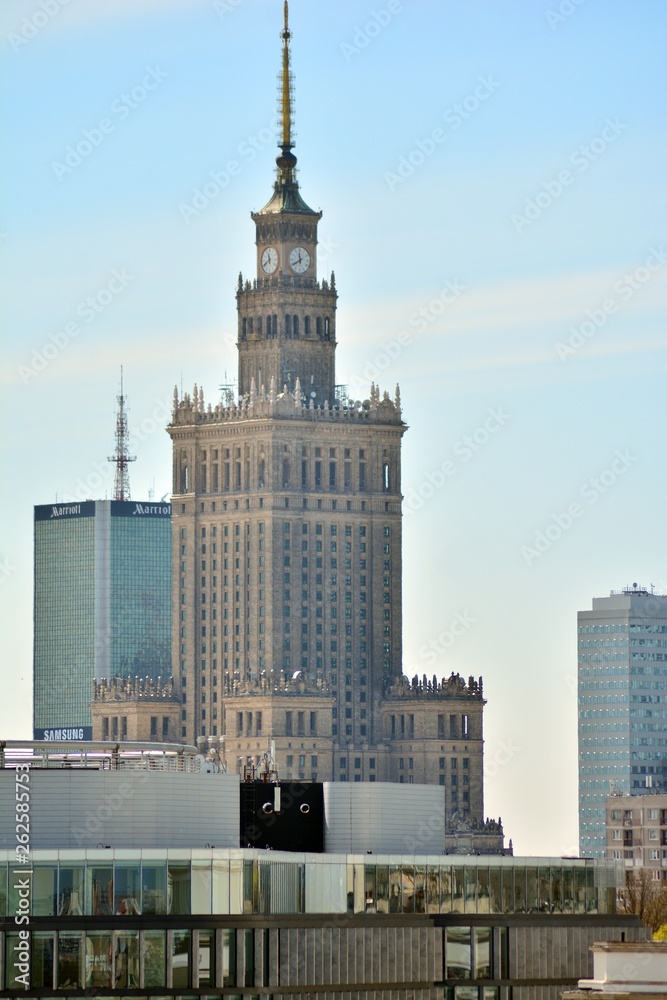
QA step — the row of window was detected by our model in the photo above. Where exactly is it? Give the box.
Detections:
[579,624,667,634]
[240,312,332,340]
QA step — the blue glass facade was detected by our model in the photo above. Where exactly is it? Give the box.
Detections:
[578,592,667,856]
[33,501,171,737]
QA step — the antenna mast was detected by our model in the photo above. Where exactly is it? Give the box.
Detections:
[109,367,136,501]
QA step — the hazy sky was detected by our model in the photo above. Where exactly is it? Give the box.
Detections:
[1,0,665,856]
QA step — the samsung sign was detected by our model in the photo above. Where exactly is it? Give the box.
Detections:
[34,727,93,741]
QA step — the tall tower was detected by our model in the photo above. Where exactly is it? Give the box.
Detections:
[168,3,406,778]
[108,367,136,501]
[578,586,667,856]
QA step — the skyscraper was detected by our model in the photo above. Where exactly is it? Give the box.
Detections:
[578,586,667,856]
[168,4,492,825]
[33,381,172,740]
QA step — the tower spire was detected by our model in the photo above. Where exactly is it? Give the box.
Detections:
[276,0,297,185]
[108,367,136,501]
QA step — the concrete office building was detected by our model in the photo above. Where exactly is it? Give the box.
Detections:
[33,499,171,739]
[578,586,667,856]
[605,792,667,878]
[0,741,650,999]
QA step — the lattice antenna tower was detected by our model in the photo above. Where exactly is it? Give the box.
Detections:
[109,367,136,501]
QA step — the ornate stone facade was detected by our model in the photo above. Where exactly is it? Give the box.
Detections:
[166,3,503,841]
[91,675,180,743]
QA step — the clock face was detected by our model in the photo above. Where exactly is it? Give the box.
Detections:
[289,246,311,274]
[261,247,278,274]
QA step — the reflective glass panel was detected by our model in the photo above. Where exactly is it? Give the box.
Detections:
[198,930,214,987]
[33,864,57,916]
[142,864,167,915]
[172,929,191,989]
[446,926,471,978]
[451,867,464,913]
[144,929,166,988]
[389,866,402,913]
[88,866,113,916]
[474,927,491,978]
[364,865,377,912]
[563,865,574,914]
[376,865,389,913]
[114,865,141,915]
[58,866,84,916]
[464,866,476,914]
[212,859,230,914]
[538,867,551,912]
[489,867,501,913]
[222,928,236,986]
[114,930,139,988]
[414,865,426,914]
[426,866,440,914]
[454,989,477,1000]
[0,864,6,917]
[586,866,597,913]
[58,931,83,989]
[192,861,212,914]
[500,868,513,913]
[477,867,490,914]
[440,866,453,913]
[526,866,539,912]
[575,867,586,914]
[32,931,54,989]
[5,933,24,990]
[401,864,415,913]
[551,866,563,913]
[513,867,526,913]
[168,863,191,915]
[85,931,112,988]
[244,928,254,986]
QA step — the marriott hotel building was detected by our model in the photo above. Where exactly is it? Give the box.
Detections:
[33,500,172,739]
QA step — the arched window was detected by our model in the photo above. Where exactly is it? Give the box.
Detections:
[293,315,299,339]
[324,317,331,340]
[248,317,254,335]
[242,317,247,341]
[272,315,278,338]
[304,316,310,336]
[257,316,263,336]
[285,315,292,338]
[316,316,322,338]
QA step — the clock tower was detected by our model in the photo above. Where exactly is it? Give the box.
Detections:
[237,3,336,406]
[167,2,491,831]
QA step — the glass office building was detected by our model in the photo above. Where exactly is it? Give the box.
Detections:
[0,848,647,998]
[33,500,171,738]
[578,588,667,856]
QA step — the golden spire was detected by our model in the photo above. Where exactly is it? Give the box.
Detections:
[276,0,297,184]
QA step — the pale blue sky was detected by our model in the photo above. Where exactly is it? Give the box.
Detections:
[1,0,665,855]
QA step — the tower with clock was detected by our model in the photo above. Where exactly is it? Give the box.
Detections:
[237,9,336,406]
[167,1,493,833]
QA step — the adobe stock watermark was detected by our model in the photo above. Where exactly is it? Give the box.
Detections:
[521,449,638,566]
[7,0,72,53]
[51,67,169,181]
[13,763,32,989]
[385,76,501,191]
[545,0,588,30]
[556,246,667,361]
[179,115,281,223]
[484,739,521,780]
[404,406,511,516]
[72,774,149,846]
[212,0,243,19]
[347,278,467,397]
[340,0,415,63]
[512,118,628,234]
[406,611,477,670]
[17,268,135,384]
[0,554,17,585]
